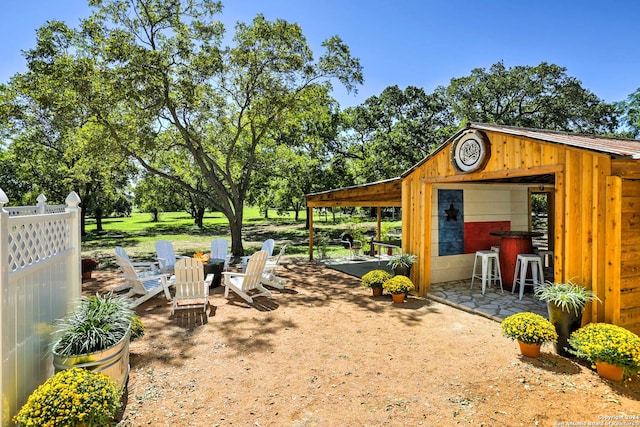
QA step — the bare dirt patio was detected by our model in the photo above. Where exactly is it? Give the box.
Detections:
[84,261,640,426]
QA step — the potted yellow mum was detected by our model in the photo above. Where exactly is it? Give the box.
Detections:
[361,269,392,296]
[13,367,122,426]
[501,312,558,358]
[568,323,640,381]
[383,275,414,304]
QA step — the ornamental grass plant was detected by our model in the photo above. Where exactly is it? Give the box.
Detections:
[53,293,135,357]
[382,275,415,295]
[568,323,640,377]
[13,367,122,427]
[534,280,600,316]
[361,269,392,289]
[501,312,558,345]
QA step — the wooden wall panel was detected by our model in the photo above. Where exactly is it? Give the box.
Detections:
[619,179,640,332]
[605,176,623,324]
[612,159,640,179]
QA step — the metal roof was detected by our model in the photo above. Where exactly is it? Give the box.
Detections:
[470,123,640,158]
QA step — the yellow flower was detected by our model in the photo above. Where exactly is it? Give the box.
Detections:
[568,323,640,378]
[361,270,392,289]
[501,312,558,345]
[13,368,121,426]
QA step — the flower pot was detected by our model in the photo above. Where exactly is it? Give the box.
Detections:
[391,293,405,304]
[393,265,411,277]
[52,328,131,390]
[372,287,383,297]
[517,340,541,358]
[547,302,582,357]
[595,361,624,381]
[82,271,92,280]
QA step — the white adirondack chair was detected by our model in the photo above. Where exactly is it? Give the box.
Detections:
[172,257,213,315]
[155,240,185,275]
[223,250,270,304]
[261,244,287,289]
[116,254,173,307]
[210,238,231,270]
[114,246,159,291]
[241,239,275,272]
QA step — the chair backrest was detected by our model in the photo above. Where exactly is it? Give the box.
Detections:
[340,234,354,249]
[115,254,150,296]
[210,238,229,260]
[269,244,287,266]
[261,239,275,257]
[155,240,177,271]
[174,257,207,299]
[115,246,131,263]
[241,250,268,291]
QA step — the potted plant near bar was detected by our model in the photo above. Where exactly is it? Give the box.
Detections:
[501,312,558,358]
[534,280,600,357]
[568,323,640,381]
[51,292,144,389]
[383,275,415,304]
[387,253,417,277]
[361,269,392,296]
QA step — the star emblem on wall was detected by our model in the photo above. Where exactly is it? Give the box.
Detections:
[445,203,459,221]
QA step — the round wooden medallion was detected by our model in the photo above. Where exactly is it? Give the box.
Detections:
[451,130,490,172]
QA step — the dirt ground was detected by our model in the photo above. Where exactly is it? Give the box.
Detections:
[84,260,640,427]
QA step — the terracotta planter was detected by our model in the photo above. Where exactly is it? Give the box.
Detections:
[518,340,541,358]
[372,287,383,297]
[82,271,92,280]
[596,361,624,381]
[391,293,405,304]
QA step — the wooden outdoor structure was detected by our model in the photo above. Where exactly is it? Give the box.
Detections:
[306,123,640,335]
[306,178,402,256]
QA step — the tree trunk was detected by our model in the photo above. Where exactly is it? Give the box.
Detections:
[194,207,205,229]
[95,207,103,232]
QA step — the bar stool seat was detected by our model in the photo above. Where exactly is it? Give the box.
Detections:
[471,250,503,295]
[512,254,544,300]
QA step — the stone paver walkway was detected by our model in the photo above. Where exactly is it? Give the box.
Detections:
[428,279,548,321]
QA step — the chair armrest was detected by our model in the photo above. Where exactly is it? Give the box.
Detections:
[204,273,214,287]
[222,271,246,279]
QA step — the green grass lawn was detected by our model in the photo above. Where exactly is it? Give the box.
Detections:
[82,207,401,269]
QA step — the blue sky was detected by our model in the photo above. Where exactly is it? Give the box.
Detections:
[1,0,639,108]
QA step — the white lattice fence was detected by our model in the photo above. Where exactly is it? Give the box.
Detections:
[0,190,81,426]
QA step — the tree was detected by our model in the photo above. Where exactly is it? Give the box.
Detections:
[21,0,362,255]
[443,61,619,134]
[335,85,454,182]
[616,88,640,138]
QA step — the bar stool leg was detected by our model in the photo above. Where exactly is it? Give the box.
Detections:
[512,257,521,294]
[518,261,527,300]
[493,256,504,293]
[481,255,488,295]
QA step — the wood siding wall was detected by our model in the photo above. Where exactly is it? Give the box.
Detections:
[404,130,628,329]
[618,179,640,333]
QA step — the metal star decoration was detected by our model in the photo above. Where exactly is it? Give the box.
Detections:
[445,203,459,221]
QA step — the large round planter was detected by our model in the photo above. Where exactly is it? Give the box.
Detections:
[372,287,383,297]
[547,302,582,357]
[391,293,405,304]
[52,328,131,390]
[393,266,411,278]
[518,340,541,358]
[596,361,624,381]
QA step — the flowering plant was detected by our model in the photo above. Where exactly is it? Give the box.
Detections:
[568,323,640,376]
[501,312,558,345]
[382,275,415,294]
[81,258,99,273]
[13,367,122,426]
[361,270,392,289]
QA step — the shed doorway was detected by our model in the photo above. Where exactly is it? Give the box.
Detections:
[529,187,554,267]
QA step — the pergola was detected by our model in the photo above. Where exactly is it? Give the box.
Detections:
[305,177,402,259]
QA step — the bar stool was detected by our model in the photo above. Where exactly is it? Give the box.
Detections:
[491,246,500,253]
[536,250,553,268]
[512,254,544,300]
[470,250,503,295]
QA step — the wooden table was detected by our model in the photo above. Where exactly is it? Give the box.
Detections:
[489,231,543,290]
